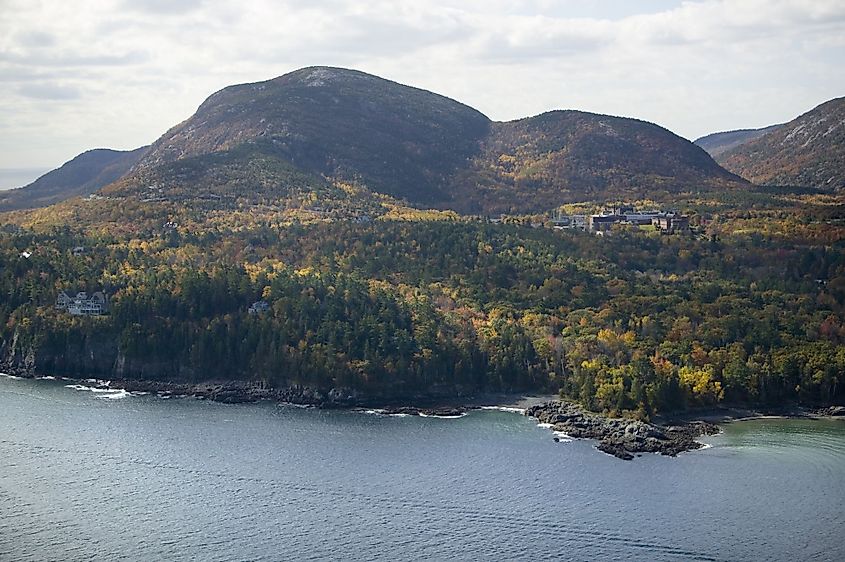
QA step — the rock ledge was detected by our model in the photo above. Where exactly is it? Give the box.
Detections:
[525,401,719,460]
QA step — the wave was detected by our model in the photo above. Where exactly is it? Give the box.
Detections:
[37,376,56,380]
[0,373,23,380]
[553,431,573,443]
[64,383,131,399]
[65,384,96,392]
[96,389,130,400]
[479,406,525,414]
[537,423,553,429]
[418,412,467,419]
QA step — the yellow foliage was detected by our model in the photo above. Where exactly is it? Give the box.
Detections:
[679,365,724,404]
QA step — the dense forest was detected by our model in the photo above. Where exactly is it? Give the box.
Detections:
[2,187,844,417]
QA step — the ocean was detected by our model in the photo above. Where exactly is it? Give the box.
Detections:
[1,374,843,561]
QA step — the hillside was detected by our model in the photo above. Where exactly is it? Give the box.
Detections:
[716,97,845,188]
[0,147,147,211]
[694,125,783,158]
[116,66,746,214]
[450,111,746,214]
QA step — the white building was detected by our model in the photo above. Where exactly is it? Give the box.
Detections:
[56,291,108,316]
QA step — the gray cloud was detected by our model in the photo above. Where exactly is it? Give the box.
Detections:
[17,82,83,100]
[120,0,207,14]
[0,0,843,169]
[0,50,149,67]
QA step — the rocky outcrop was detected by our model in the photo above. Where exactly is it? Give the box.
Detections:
[110,379,362,407]
[377,406,467,417]
[525,401,719,460]
[817,405,845,417]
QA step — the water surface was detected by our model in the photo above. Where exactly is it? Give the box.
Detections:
[1,375,843,561]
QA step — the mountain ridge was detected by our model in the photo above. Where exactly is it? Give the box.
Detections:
[0,147,148,212]
[5,67,750,215]
[711,97,845,188]
[694,124,784,158]
[124,66,747,213]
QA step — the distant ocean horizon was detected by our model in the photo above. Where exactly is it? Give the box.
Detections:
[0,168,50,190]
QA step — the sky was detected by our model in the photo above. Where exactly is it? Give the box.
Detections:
[1,0,844,181]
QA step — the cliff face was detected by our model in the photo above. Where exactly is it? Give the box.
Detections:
[0,328,194,382]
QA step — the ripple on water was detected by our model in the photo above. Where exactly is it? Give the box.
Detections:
[1,376,844,562]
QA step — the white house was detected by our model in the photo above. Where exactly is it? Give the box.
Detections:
[56,291,108,316]
[248,300,271,315]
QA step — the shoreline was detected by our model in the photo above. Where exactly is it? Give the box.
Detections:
[656,404,845,425]
[4,372,842,459]
[0,370,556,417]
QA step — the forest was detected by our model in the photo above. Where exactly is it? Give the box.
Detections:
[2,186,843,418]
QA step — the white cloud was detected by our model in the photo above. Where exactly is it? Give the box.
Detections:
[0,0,843,171]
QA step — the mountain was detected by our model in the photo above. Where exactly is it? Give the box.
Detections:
[714,97,845,189]
[694,125,783,158]
[113,66,746,214]
[451,110,745,213]
[135,67,490,206]
[0,147,147,211]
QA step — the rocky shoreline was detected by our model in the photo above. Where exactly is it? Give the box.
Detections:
[4,370,842,458]
[525,401,721,460]
[2,370,477,417]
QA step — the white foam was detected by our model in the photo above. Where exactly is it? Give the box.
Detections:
[553,431,573,443]
[479,406,525,414]
[419,412,467,419]
[38,376,56,380]
[97,389,130,400]
[537,423,553,429]
[389,413,411,417]
[65,384,95,392]
[64,383,131,399]
[0,373,23,380]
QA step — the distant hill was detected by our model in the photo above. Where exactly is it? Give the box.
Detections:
[695,125,783,158]
[714,97,845,189]
[118,66,746,214]
[0,147,147,211]
[451,110,745,214]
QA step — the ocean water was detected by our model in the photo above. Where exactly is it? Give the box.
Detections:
[0,168,48,190]
[1,375,843,561]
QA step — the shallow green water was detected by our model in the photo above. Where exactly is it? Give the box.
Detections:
[1,375,843,561]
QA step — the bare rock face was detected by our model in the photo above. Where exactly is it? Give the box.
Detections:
[525,401,719,460]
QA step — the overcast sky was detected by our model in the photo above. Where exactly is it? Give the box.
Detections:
[1,0,844,177]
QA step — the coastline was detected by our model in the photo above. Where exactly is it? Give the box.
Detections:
[4,371,842,460]
[0,369,554,416]
[656,404,845,424]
